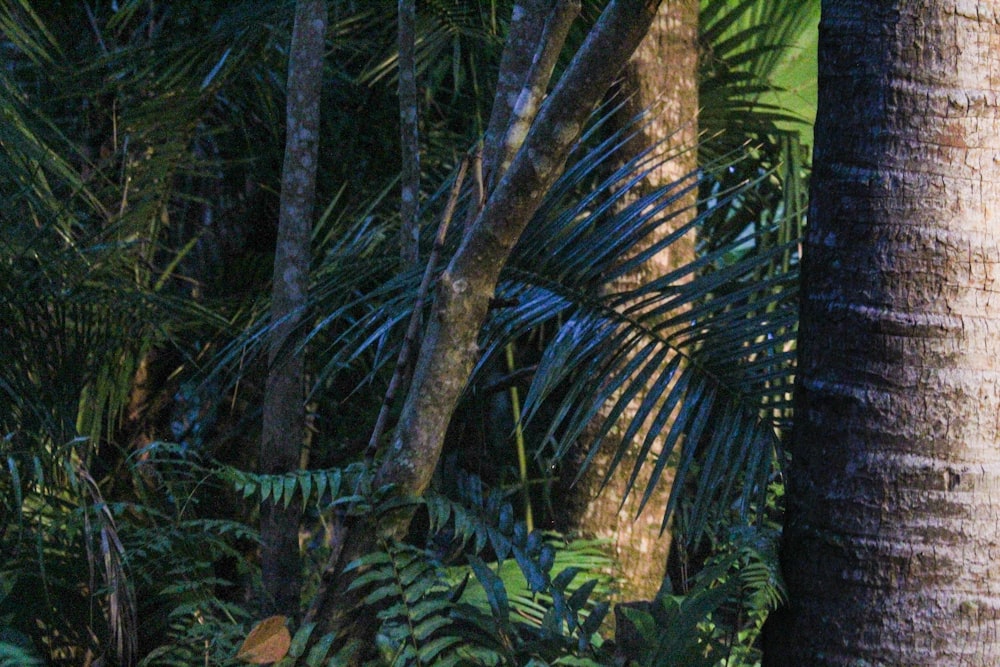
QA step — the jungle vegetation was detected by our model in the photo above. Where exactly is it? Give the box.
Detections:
[0,0,816,664]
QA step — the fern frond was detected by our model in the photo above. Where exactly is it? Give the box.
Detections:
[219,462,369,511]
[425,471,517,559]
[347,539,503,666]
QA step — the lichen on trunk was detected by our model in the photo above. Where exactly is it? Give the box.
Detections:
[259,0,326,617]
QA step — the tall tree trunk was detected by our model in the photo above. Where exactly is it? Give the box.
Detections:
[260,0,326,617]
[567,0,698,606]
[306,0,665,638]
[767,1,1000,663]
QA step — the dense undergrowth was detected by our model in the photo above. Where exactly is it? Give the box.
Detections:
[0,0,815,664]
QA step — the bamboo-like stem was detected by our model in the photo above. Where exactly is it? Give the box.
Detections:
[366,157,470,459]
[505,342,533,532]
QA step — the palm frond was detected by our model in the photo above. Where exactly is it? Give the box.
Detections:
[244,100,802,546]
[467,139,798,542]
[357,0,501,89]
[623,524,785,665]
[698,0,815,269]
[700,0,819,137]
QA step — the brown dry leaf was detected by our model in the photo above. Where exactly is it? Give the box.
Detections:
[236,615,291,664]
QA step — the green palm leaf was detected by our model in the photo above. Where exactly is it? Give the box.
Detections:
[283,108,799,545]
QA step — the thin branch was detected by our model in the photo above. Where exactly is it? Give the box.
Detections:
[481,0,552,181]
[463,142,486,232]
[398,0,420,265]
[490,0,581,187]
[483,364,538,394]
[366,156,470,459]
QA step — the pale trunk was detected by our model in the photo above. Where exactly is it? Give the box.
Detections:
[260,0,326,616]
[768,1,1000,664]
[568,0,698,606]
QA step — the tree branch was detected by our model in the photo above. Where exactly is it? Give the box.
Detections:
[309,0,664,640]
[481,0,552,182]
[398,0,420,264]
[366,157,469,460]
[490,0,581,187]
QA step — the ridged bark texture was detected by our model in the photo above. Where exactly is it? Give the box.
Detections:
[260,0,326,616]
[769,1,1000,664]
[568,0,698,606]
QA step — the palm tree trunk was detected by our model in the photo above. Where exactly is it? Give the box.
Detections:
[768,1,1000,663]
[566,0,698,606]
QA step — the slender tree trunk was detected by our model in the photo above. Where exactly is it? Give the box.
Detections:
[398,0,420,265]
[306,0,665,638]
[566,0,699,607]
[375,0,661,526]
[260,0,326,617]
[767,1,1000,664]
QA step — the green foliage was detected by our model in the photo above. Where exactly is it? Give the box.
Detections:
[0,0,815,664]
[273,621,360,667]
[0,446,135,664]
[700,0,818,140]
[2,437,783,665]
[481,139,796,543]
[223,462,370,511]
[698,0,815,260]
[325,475,783,666]
[1,440,252,665]
[620,525,784,667]
[336,480,616,666]
[0,638,43,667]
[347,541,492,665]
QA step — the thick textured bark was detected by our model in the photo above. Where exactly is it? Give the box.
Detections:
[260,0,326,617]
[567,0,698,606]
[767,1,1000,664]
[307,0,664,637]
